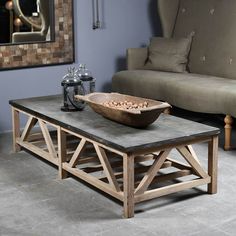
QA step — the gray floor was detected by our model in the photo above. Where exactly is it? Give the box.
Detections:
[1,123,236,236]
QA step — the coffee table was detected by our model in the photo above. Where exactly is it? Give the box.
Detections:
[9,95,219,218]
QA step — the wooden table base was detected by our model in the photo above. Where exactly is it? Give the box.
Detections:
[11,107,218,218]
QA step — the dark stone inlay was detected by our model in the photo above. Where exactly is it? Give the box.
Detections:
[9,95,220,153]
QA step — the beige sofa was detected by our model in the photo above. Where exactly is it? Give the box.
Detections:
[112,0,236,150]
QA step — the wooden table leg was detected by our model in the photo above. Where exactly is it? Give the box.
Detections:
[208,135,218,194]
[224,115,233,151]
[123,154,134,218]
[58,127,68,179]
[12,107,21,152]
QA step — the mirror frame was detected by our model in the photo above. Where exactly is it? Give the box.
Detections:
[0,0,74,71]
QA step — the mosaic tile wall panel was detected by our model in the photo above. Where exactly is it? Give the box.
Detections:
[0,0,74,70]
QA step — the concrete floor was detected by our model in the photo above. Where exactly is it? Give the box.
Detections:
[1,121,236,236]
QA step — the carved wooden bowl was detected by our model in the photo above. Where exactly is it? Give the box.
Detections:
[75,93,171,128]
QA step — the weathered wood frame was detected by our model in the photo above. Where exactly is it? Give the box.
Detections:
[11,107,218,218]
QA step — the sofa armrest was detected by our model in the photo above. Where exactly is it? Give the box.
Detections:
[127,48,148,70]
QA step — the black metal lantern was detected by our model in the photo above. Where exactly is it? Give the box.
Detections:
[77,64,96,94]
[61,67,85,112]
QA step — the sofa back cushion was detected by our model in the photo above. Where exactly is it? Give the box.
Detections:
[173,0,236,79]
[144,36,192,73]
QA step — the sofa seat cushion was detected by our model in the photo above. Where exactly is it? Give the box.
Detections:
[112,70,236,117]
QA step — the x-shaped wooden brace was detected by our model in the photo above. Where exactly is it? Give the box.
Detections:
[20,116,38,141]
[135,149,171,195]
[68,139,121,192]
[135,145,209,195]
[19,116,58,163]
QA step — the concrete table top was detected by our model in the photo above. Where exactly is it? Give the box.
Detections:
[9,95,220,153]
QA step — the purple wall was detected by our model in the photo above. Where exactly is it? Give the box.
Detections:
[0,0,160,133]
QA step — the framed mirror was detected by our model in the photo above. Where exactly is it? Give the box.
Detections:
[0,0,74,70]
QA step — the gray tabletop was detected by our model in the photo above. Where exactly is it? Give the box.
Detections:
[10,95,220,153]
